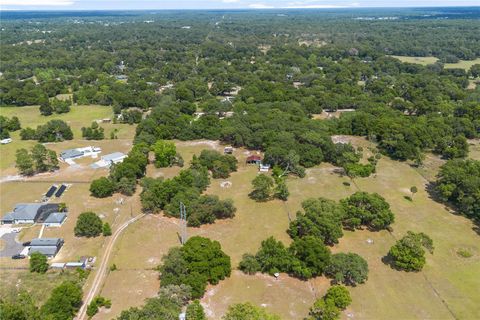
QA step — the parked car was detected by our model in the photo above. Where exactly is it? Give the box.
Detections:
[22,241,31,246]
[11,254,26,259]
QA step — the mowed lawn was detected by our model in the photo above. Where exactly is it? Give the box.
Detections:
[445,58,480,70]
[99,138,479,320]
[0,105,137,171]
[391,55,480,71]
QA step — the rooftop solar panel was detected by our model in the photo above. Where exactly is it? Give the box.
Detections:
[55,185,67,198]
[45,185,57,198]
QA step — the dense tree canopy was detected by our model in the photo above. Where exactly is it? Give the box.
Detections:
[341,192,395,230]
[40,281,83,320]
[325,253,369,286]
[74,212,103,237]
[435,159,480,221]
[159,236,231,299]
[288,198,345,245]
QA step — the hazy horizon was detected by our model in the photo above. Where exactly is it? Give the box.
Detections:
[1,0,479,11]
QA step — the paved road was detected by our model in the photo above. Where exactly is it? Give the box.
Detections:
[76,214,145,320]
[0,232,23,257]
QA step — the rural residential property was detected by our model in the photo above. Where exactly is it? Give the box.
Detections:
[0,4,479,320]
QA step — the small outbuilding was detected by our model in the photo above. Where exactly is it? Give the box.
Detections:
[44,212,67,227]
[102,152,127,164]
[259,164,271,172]
[246,155,262,165]
[60,149,84,161]
[0,138,12,144]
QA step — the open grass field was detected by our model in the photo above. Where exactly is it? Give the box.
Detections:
[0,105,137,171]
[1,130,479,318]
[468,139,480,161]
[390,55,439,65]
[96,137,480,320]
[445,58,480,70]
[391,55,480,71]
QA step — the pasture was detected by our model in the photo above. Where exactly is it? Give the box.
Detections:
[0,105,136,171]
[445,58,480,70]
[95,138,480,320]
[390,55,439,65]
[391,55,480,71]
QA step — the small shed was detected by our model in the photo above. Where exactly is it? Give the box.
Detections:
[51,262,66,269]
[259,164,271,172]
[0,138,12,144]
[65,262,86,269]
[246,155,262,165]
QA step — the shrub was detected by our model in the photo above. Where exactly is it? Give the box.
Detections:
[238,253,261,275]
[324,285,352,309]
[87,296,112,318]
[103,222,112,236]
[186,300,206,320]
[29,252,48,273]
[388,231,434,271]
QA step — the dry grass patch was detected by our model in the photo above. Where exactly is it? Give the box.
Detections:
[444,58,480,71]
[390,55,439,65]
[95,269,159,320]
[201,270,330,319]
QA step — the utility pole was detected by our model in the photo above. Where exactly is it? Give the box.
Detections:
[180,202,187,245]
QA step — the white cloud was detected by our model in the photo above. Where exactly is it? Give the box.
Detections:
[222,0,240,3]
[1,0,74,5]
[248,3,275,8]
[283,4,349,8]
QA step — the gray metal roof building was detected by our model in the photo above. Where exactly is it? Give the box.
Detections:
[44,212,67,225]
[1,203,62,224]
[1,203,43,223]
[29,238,64,257]
[29,246,59,257]
[30,238,64,247]
[101,152,126,162]
[60,149,84,160]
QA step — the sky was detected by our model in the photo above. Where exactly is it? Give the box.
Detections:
[1,0,479,11]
